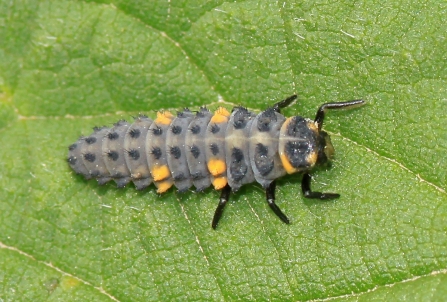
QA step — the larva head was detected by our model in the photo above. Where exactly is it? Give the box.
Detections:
[316,130,335,166]
[279,116,334,174]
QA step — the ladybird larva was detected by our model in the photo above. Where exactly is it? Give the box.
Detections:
[67,95,365,229]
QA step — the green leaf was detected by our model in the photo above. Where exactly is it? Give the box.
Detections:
[1,0,446,301]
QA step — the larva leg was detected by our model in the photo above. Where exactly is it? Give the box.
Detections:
[272,94,298,113]
[314,99,365,131]
[265,181,290,224]
[301,173,340,199]
[212,184,232,229]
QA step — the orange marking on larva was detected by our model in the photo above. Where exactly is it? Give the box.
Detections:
[155,111,174,125]
[151,165,171,181]
[156,179,173,193]
[282,117,292,129]
[279,153,297,174]
[212,176,227,190]
[306,151,318,167]
[210,107,230,123]
[307,120,318,132]
[207,159,226,176]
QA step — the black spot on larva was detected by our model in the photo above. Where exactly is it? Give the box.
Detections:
[107,132,119,140]
[197,107,208,117]
[177,108,190,117]
[285,141,312,169]
[257,162,274,177]
[190,145,200,158]
[233,107,250,129]
[210,143,219,155]
[93,126,106,132]
[256,143,269,156]
[170,146,181,159]
[230,148,247,181]
[68,144,77,151]
[114,120,127,127]
[67,156,77,165]
[255,143,274,176]
[257,108,277,132]
[210,124,220,134]
[127,149,140,160]
[286,117,317,140]
[107,150,119,161]
[173,173,185,181]
[190,124,200,134]
[171,125,182,135]
[287,117,305,135]
[232,147,244,162]
[191,171,203,180]
[85,137,96,144]
[152,126,162,136]
[129,128,140,139]
[84,153,96,162]
[151,147,162,160]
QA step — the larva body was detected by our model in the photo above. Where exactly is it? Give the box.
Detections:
[67,95,365,228]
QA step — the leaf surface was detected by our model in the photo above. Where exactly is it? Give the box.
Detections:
[0,0,446,301]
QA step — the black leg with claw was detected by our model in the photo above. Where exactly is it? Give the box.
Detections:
[273,94,298,113]
[314,100,365,131]
[212,184,232,229]
[266,181,290,224]
[301,173,340,199]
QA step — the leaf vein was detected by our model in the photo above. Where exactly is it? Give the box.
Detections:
[0,241,120,302]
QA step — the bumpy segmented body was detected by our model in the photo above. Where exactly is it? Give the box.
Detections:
[67,106,321,193]
[67,95,366,229]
